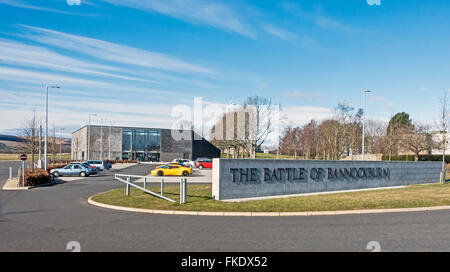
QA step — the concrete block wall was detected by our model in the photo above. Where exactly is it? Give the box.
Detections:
[71,126,122,161]
[212,159,442,200]
[160,129,193,161]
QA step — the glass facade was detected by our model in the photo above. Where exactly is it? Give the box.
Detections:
[122,129,161,161]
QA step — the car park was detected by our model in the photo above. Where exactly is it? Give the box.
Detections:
[69,162,100,175]
[86,160,110,170]
[50,164,93,177]
[195,158,212,169]
[151,163,192,176]
[172,158,195,168]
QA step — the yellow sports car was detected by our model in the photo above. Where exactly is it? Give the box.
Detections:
[151,163,192,176]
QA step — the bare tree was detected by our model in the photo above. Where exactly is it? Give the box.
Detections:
[48,126,57,164]
[244,96,276,159]
[280,126,301,158]
[21,109,40,170]
[300,120,319,159]
[72,134,81,161]
[436,91,449,183]
[385,113,412,161]
[365,119,386,155]
[401,122,434,161]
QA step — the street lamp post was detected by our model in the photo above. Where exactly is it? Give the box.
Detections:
[100,118,104,161]
[108,120,114,160]
[362,90,371,160]
[59,128,65,161]
[44,85,60,170]
[87,114,96,161]
[38,124,42,168]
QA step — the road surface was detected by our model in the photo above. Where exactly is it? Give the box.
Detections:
[0,161,449,252]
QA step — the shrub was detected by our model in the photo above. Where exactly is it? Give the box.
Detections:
[20,168,51,187]
[47,164,68,172]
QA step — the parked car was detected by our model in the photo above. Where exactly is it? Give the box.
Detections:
[69,162,100,175]
[195,158,212,169]
[172,158,195,168]
[86,160,110,170]
[50,164,92,177]
[151,163,192,176]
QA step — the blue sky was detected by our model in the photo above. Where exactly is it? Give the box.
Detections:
[0,0,449,137]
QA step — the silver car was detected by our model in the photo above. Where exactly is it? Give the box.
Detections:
[50,164,92,177]
[86,160,108,171]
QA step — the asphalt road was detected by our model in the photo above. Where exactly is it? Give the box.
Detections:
[0,161,449,252]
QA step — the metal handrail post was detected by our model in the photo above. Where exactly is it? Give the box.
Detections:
[114,174,176,203]
[126,176,130,196]
[179,178,187,204]
[184,178,187,204]
[9,167,12,180]
[17,168,20,187]
[180,178,183,204]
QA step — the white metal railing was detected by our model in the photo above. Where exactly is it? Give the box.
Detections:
[114,174,176,203]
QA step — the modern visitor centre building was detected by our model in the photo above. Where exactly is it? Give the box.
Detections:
[71,125,220,162]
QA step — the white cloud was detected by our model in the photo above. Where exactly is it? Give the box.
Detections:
[262,24,297,40]
[0,66,180,98]
[281,2,353,32]
[369,96,396,110]
[0,0,96,16]
[99,0,256,38]
[286,91,325,101]
[283,106,333,126]
[0,39,158,83]
[19,25,214,74]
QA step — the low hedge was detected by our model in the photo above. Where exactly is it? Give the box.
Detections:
[47,164,68,172]
[382,155,450,162]
[20,168,51,187]
[105,160,138,164]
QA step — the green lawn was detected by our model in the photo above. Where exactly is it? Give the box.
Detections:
[91,183,450,213]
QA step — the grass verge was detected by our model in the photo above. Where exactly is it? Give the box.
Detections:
[91,183,450,213]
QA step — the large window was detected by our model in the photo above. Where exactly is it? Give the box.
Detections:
[122,128,161,160]
[122,129,132,152]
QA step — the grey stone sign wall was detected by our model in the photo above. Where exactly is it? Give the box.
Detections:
[212,159,442,201]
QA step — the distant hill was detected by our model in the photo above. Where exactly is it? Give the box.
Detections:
[0,134,71,154]
[0,134,27,142]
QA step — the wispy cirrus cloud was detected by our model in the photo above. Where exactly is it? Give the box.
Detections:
[286,90,326,101]
[0,0,97,16]
[99,0,303,42]
[99,0,256,38]
[18,25,214,75]
[369,96,396,110]
[0,39,159,83]
[281,2,353,32]
[262,24,297,41]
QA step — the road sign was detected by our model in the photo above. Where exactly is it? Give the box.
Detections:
[20,154,28,161]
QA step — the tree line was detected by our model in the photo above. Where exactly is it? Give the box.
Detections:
[279,104,437,162]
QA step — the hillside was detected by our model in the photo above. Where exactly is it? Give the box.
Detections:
[0,134,71,154]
